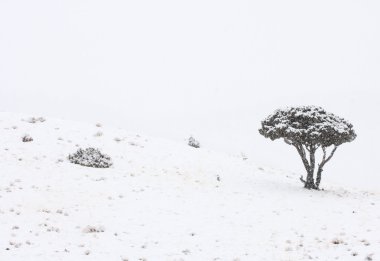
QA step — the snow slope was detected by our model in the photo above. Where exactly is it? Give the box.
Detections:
[0,113,379,261]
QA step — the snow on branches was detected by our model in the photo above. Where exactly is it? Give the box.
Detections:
[259,106,356,147]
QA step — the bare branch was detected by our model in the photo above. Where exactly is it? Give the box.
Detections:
[315,145,339,189]
[325,146,338,164]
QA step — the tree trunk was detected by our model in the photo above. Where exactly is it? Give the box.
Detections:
[304,170,316,189]
[307,146,317,189]
[295,144,317,189]
[315,166,323,189]
[294,144,339,190]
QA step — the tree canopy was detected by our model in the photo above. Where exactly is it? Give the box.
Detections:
[259,106,356,147]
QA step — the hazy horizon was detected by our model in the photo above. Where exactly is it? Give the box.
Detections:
[1,0,379,189]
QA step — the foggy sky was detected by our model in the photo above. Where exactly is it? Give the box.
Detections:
[1,0,379,189]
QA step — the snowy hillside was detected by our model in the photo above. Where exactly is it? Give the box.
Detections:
[0,113,379,261]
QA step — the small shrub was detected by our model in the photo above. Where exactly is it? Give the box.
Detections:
[94,131,103,137]
[331,238,344,245]
[22,134,33,142]
[82,225,105,233]
[26,117,45,123]
[68,147,112,168]
[188,136,200,148]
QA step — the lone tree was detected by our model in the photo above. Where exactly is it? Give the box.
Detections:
[259,106,356,189]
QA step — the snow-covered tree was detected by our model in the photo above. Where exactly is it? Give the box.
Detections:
[259,106,356,189]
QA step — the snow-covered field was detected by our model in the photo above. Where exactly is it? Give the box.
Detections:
[1,112,379,261]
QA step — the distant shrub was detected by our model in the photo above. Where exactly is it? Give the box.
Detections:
[114,137,122,142]
[331,238,344,245]
[26,117,45,123]
[128,141,138,146]
[68,147,112,168]
[22,134,33,142]
[188,136,200,148]
[94,131,103,137]
[82,225,105,233]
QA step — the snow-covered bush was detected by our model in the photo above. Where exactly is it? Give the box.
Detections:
[26,117,45,123]
[259,106,356,189]
[68,147,112,168]
[22,134,33,142]
[188,136,200,148]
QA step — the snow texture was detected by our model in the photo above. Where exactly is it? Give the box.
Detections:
[0,112,379,261]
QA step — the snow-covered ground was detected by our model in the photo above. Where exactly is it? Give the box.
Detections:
[1,113,379,261]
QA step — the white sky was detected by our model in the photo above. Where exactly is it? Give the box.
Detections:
[1,0,380,189]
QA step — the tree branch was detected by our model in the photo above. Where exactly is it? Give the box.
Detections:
[325,146,338,164]
[315,145,339,189]
[294,143,311,174]
[321,146,327,162]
